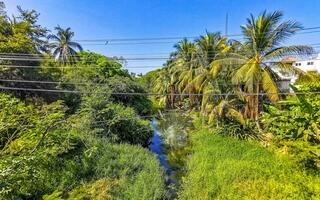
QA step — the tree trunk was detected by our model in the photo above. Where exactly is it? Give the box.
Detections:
[170,85,175,109]
[255,81,259,121]
[255,81,262,132]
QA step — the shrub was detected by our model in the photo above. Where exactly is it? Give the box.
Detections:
[107,76,155,115]
[0,94,166,199]
[1,135,167,200]
[262,85,320,170]
[76,91,153,146]
[0,93,66,153]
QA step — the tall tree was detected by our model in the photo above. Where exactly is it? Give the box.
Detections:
[192,32,230,111]
[17,6,49,52]
[213,11,314,121]
[153,67,173,108]
[49,26,83,64]
[173,39,197,106]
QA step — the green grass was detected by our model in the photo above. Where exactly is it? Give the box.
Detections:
[179,129,320,200]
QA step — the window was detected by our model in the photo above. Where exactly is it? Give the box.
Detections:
[295,63,301,66]
[307,61,314,65]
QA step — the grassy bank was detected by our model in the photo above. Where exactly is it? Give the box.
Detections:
[1,140,167,200]
[179,129,320,200]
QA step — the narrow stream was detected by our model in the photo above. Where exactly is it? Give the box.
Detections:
[148,112,192,197]
[149,119,173,183]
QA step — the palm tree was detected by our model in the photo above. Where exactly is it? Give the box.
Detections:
[196,32,229,66]
[172,39,198,106]
[206,99,245,126]
[153,67,173,108]
[191,32,230,111]
[212,11,314,121]
[49,26,83,64]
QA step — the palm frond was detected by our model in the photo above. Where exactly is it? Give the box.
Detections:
[262,69,279,102]
[265,45,314,59]
[69,41,83,52]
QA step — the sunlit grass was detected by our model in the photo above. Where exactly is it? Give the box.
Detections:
[179,129,320,200]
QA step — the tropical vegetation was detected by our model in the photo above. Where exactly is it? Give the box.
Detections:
[1,1,320,199]
[146,9,320,200]
[0,3,166,199]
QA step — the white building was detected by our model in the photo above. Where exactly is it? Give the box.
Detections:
[275,54,320,91]
[294,54,320,73]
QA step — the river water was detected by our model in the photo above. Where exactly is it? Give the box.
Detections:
[148,112,192,195]
[149,120,173,182]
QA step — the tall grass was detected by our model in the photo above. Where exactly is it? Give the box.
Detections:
[179,129,320,200]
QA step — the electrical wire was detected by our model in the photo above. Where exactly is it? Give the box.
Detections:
[0,42,320,60]
[1,51,320,63]
[2,55,320,70]
[0,78,290,87]
[0,85,319,96]
[0,64,160,69]
[72,26,320,43]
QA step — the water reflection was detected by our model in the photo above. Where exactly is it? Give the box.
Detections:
[149,120,172,177]
[149,112,192,187]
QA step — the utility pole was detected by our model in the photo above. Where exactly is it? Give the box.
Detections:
[225,13,229,36]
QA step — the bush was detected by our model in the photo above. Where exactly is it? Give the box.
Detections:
[76,90,153,146]
[40,142,167,200]
[262,85,320,170]
[0,94,166,199]
[0,142,86,199]
[0,93,66,153]
[179,129,320,200]
[62,52,129,85]
[1,134,167,200]
[107,76,155,115]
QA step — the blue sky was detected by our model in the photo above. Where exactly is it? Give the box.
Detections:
[3,0,320,74]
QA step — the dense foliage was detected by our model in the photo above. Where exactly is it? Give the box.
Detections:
[262,85,320,170]
[1,1,320,199]
[143,9,320,199]
[0,2,166,199]
[146,9,320,173]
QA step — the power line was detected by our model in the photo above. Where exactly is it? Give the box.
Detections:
[0,78,289,87]
[1,51,320,63]
[0,64,160,69]
[0,57,167,61]
[82,41,175,46]
[0,52,172,56]
[2,56,320,70]
[72,26,320,43]
[0,79,106,86]
[0,85,319,96]
[1,43,320,60]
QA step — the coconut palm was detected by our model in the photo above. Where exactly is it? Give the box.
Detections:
[153,67,175,108]
[191,32,230,111]
[49,26,83,64]
[172,39,198,106]
[206,99,245,126]
[212,11,314,121]
[196,32,230,66]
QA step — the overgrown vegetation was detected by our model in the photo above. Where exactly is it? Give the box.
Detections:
[145,10,320,171]
[0,2,166,199]
[179,129,320,200]
[140,9,320,200]
[1,0,320,199]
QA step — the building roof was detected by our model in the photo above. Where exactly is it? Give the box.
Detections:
[281,56,297,63]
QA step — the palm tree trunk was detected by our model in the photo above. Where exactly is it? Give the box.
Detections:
[250,96,255,120]
[170,85,175,108]
[255,81,262,132]
[255,81,259,120]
